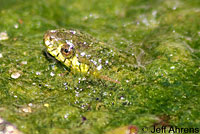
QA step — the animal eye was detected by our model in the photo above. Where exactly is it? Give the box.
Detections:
[64,49,69,53]
[61,46,75,58]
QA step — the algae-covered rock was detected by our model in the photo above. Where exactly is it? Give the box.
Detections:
[0,0,200,133]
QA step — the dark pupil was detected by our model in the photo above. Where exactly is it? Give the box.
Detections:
[64,49,69,53]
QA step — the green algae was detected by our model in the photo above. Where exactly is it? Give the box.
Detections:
[0,0,200,134]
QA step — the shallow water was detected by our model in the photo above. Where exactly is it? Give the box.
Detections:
[0,0,200,134]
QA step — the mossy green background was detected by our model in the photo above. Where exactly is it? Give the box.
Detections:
[0,0,200,134]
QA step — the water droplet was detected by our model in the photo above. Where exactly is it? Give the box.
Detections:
[21,61,27,65]
[64,113,69,119]
[81,52,86,56]
[90,59,97,65]
[22,107,32,113]
[45,40,50,46]
[50,30,56,33]
[70,30,76,34]
[32,83,36,85]
[152,11,157,16]
[170,66,175,69]
[36,72,41,75]
[103,92,108,96]
[11,72,21,79]
[0,32,9,40]
[0,53,3,58]
[98,59,102,63]
[142,18,149,26]
[50,72,55,76]
[63,82,68,86]
[120,96,125,100]
[97,65,102,70]
[28,103,33,107]
[14,24,19,29]
[172,6,177,10]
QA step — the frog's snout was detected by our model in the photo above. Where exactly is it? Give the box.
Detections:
[43,33,50,46]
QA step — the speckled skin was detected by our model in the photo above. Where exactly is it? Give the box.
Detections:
[43,29,122,83]
[43,29,114,75]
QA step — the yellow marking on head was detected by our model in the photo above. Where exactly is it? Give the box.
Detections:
[71,56,80,70]
[80,63,90,73]
[45,37,90,73]
[70,56,89,73]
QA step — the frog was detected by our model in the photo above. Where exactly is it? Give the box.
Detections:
[43,29,133,84]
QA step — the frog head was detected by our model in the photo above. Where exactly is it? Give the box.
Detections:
[43,29,90,73]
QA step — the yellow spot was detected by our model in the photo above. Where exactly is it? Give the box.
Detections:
[44,103,49,107]
[71,56,80,71]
